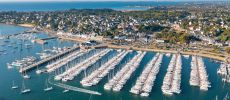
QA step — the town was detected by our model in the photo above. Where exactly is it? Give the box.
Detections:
[0,2,229,58]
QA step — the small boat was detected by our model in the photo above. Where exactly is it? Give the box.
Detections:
[183,55,190,59]
[140,92,149,97]
[31,40,35,43]
[25,43,33,48]
[25,43,32,46]
[163,90,173,95]
[21,88,31,94]
[44,79,53,92]
[23,74,30,79]
[11,81,18,89]
[44,87,53,92]
[7,63,13,69]
[165,53,171,57]
[20,81,31,94]
[4,39,10,42]
[62,89,69,93]
[8,45,12,47]
[36,65,42,74]
[36,70,42,74]
[22,68,30,79]
[117,49,122,52]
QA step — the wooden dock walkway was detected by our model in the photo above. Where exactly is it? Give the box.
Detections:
[19,46,80,73]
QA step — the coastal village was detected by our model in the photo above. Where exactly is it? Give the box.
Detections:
[1,3,229,62]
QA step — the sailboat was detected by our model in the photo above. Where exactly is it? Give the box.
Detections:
[215,95,218,100]
[21,67,30,79]
[223,92,229,100]
[44,79,53,92]
[20,80,31,94]
[36,65,42,74]
[11,81,18,89]
[62,79,69,93]
[36,70,42,74]
[23,73,30,79]
[62,89,69,93]
[0,30,4,40]
[7,63,13,69]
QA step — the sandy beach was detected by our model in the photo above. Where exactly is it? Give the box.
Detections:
[108,44,230,62]
[17,23,35,28]
[57,36,230,62]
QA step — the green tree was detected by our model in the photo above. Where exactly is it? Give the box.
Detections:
[224,47,230,54]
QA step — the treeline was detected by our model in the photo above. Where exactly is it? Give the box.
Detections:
[219,28,230,42]
[125,10,190,21]
[138,24,165,33]
[156,29,199,44]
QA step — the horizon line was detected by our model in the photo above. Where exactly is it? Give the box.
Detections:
[0,0,229,3]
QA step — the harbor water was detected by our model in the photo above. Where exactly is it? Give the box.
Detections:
[0,1,179,11]
[0,24,229,100]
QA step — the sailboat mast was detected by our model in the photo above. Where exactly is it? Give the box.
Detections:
[22,80,25,91]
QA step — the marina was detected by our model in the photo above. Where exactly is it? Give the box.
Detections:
[190,56,211,91]
[7,56,37,69]
[0,24,229,100]
[104,51,146,92]
[45,49,84,73]
[19,46,80,73]
[130,53,163,97]
[217,62,230,83]
[80,50,129,87]
[54,49,112,82]
[161,54,182,95]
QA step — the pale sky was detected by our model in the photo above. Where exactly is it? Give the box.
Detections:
[0,0,158,2]
[0,0,223,2]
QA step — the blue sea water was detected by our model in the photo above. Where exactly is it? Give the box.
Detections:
[0,1,179,11]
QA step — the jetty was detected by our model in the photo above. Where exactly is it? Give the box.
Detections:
[190,56,211,90]
[19,46,80,73]
[52,82,101,95]
[48,77,101,95]
[55,49,112,82]
[130,53,163,97]
[161,54,182,95]
[80,50,129,87]
[46,49,90,73]
[217,62,230,83]
[104,51,146,91]
[35,37,57,44]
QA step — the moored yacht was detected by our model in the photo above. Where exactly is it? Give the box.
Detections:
[11,81,18,89]
[20,81,31,94]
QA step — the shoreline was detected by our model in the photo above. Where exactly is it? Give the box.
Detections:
[108,44,230,62]
[17,23,35,28]
[59,36,229,62]
[3,23,229,62]
[0,23,35,28]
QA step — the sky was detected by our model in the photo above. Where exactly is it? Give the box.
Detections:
[0,0,226,2]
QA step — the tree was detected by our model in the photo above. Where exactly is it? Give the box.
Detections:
[219,28,230,42]
[225,47,230,54]
[138,24,165,33]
